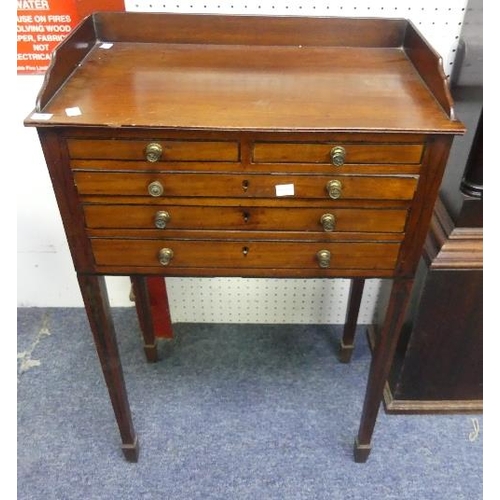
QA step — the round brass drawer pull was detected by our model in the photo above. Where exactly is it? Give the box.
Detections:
[320,213,336,232]
[326,179,342,199]
[330,146,346,166]
[154,210,170,229]
[317,249,331,268]
[158,247,174,266]
[145,142,163,162]
[148,180,164,197]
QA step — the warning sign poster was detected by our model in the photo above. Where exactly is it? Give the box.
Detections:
[17,0,80,74]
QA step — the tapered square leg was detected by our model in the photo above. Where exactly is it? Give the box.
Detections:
[131,276,159,362]
[340,279,365,363]
[78,274,139,461]
[354,279,413,462]
[148,277,175,339]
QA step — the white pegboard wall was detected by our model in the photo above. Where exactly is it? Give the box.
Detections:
[125,0,468,77]
[164,278,383,324]
[120,1,467,324]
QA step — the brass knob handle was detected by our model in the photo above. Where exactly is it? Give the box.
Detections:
[326,180,343,199]
[154,210,170,229]
[158,247,174,266]
[320,213,336,232]
[145,142,162,162]
[317,250,331,269]
[148,180,164,197]
[330,146,346,166]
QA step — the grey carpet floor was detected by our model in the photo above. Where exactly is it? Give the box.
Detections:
[17,308,482,500]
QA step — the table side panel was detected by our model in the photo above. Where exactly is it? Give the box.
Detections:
[37,129,95,273]
[94,12,407,48]
[396,135,455,276]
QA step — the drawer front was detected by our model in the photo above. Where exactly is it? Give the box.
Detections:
[67,139,240,162]
[84,204,408,233]
[253,142,424,164]
[91,239,401,270]
[70,158,421,176]
[74,172,418,200]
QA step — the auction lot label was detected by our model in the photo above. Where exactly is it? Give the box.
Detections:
[17,0,79,74]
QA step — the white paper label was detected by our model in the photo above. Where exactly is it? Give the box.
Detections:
[65,107,82,117]
[100,43,113,49]
[275,184,295,197]
[30,113,53,121]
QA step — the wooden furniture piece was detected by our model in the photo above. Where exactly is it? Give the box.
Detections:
[376,104,483,413]
[130,277,174,343]
[378,197,482,413]
[25,12,464,463]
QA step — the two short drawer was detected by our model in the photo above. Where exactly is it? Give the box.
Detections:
[253,142,423,164]
[68,139,239,162]
[68,138,423,166]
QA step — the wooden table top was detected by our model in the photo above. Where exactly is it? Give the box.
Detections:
[28,41,463,134]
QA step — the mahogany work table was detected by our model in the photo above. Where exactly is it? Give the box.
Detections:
[25,12,465,463]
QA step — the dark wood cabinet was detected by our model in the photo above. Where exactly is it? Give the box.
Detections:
[378,93,483,414]
[375,197,483,413]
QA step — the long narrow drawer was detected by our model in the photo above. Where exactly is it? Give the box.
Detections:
[83,204,409,233]
[67,139,240,162]
[70,159,422,176]
[253,142,424,164]
[74,172,418,200]
[91,239,401,270]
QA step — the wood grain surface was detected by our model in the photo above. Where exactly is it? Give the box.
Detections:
[29,42,463,133]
